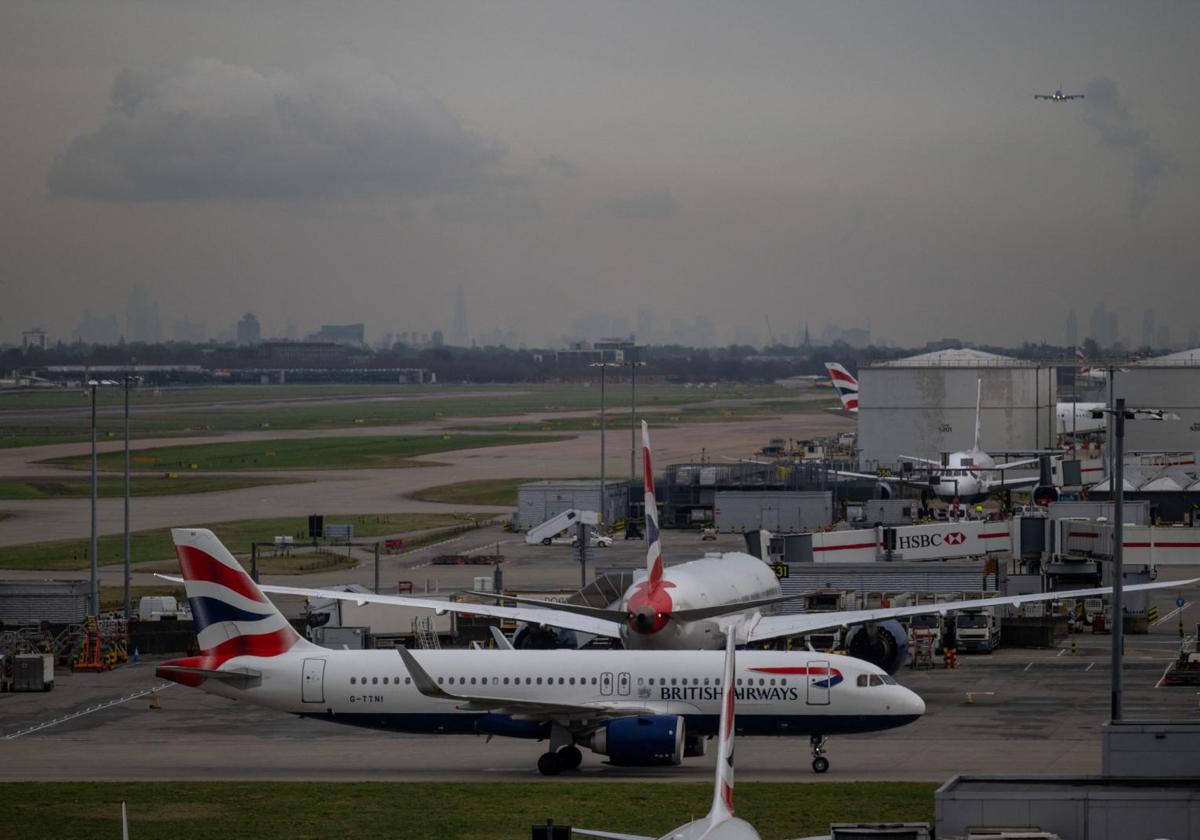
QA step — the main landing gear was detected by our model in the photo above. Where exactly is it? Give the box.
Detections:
[537,745,584,776]
[810,734,830,774]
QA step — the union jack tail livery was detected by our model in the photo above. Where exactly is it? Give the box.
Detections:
[641,420,663,590]
[824,362,859,413]
[710,630,739,824]
[158,528,313,686]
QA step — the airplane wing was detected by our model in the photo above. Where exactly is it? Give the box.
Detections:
[572,832,654,840]
[1066,94,1084,99]
[986,457,1041,471]
[990,474,1041,490]
[155,574,623,640]
[465,591,626,622]
[1034,94,1051,99]
[744,576,1200,643]
[899,455,942,467]
[397,647,653,719]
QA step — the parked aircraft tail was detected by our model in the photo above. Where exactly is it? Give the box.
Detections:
[824,362,859,413]
[158,528,314,685]
[641,421,664,590]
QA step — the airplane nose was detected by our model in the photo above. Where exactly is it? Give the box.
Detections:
[905,687,926,717]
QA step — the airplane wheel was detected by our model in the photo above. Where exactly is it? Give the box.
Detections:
[541,538,552,546]
[559,745,583,770]
[812,757,829,774]
[538,751,564,776]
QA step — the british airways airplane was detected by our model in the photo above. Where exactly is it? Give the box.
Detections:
[158,527,925,775]
[1035,88,1084,102]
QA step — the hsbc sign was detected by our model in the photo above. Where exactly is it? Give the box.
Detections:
[896,530,966,550]
[885,522,1011,560]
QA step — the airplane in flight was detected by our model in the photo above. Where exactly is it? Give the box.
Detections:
[574,634,761,840]
[1035,88,1084,102]
[158,526,925,775]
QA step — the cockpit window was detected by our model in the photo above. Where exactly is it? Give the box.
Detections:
[880,675,898,685]
[869,674,885,687]
[856,674,870,687]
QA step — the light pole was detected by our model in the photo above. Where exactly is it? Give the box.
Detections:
[626,359,646,539]
[590,360,622,525]
[1090,398,1178,721]
[90,379,98,617]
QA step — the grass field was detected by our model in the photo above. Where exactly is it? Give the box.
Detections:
[0,512,489,571]
[45,433,565,473]
[0,476,300,500]
[0,781,937,840]
[409,477,545,506]
[0,382,799,448]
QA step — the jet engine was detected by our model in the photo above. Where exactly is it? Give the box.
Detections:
[588,715,685,766]
[843,619,908,675]
[512,623,579,649]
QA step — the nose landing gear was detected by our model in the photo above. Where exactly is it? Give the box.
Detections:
[810,734,830,773]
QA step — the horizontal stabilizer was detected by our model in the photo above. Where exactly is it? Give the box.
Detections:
[156,665,261,685]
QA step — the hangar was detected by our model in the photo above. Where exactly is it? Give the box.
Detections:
[857,348,1058,469]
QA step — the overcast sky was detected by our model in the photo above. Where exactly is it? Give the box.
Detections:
[3,1,1198,348]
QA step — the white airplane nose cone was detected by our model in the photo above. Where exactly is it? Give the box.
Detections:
[906,688,926,717]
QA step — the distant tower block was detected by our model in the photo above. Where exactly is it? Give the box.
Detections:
[452,284,469,346]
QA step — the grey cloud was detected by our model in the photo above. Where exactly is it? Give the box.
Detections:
[1081,77,1172,219]
[48,57,505,201]
[593,188,678,219]
[538,155,581,177]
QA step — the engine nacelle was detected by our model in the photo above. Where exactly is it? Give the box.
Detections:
[588,715,685,766]
[844,619,908,675]
[474,714,551,740]
[512,623,579,649]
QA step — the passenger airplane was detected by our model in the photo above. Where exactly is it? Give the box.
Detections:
[158,527,925,775]
[1035,89,1084,101]
[574,634,761,840]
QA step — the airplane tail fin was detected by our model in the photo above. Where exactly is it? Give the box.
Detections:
[824,362,859,413]
[641,421,663,590]
[158,528,313,686]
[973,378,983,453]
[708,630,738,824]
[1076,348,1090,376]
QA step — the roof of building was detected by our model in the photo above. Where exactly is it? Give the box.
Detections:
[869,348,1039,368]
[1133,347,1200,366]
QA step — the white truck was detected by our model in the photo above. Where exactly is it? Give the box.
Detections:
[955,608,1001,653]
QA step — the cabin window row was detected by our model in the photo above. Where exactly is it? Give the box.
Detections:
[350,676,412,685]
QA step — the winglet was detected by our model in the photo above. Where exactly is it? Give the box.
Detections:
[122,801,129,840]
[642,421,663,590]
[489,625,514,650]
[709,629,738,823]
[397,646,456,700]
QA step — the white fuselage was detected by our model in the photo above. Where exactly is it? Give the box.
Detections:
[1056,401,1107,436]
[178,648,924,741]
[619,553,783,650]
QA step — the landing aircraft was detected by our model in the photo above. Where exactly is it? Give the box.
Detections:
[574,634,760,840]
[1035,89,1084,101]
[158,527,925,775]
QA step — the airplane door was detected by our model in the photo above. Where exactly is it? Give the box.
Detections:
[805,660,831,706]
[302,658,326,704]
[617,672,631,696]
[600,672,614,696]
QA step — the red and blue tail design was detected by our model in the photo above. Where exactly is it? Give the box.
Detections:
[159,528,311,686]
[709,631,738,824]
[641,421,663,590]
[824,362,859,413]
